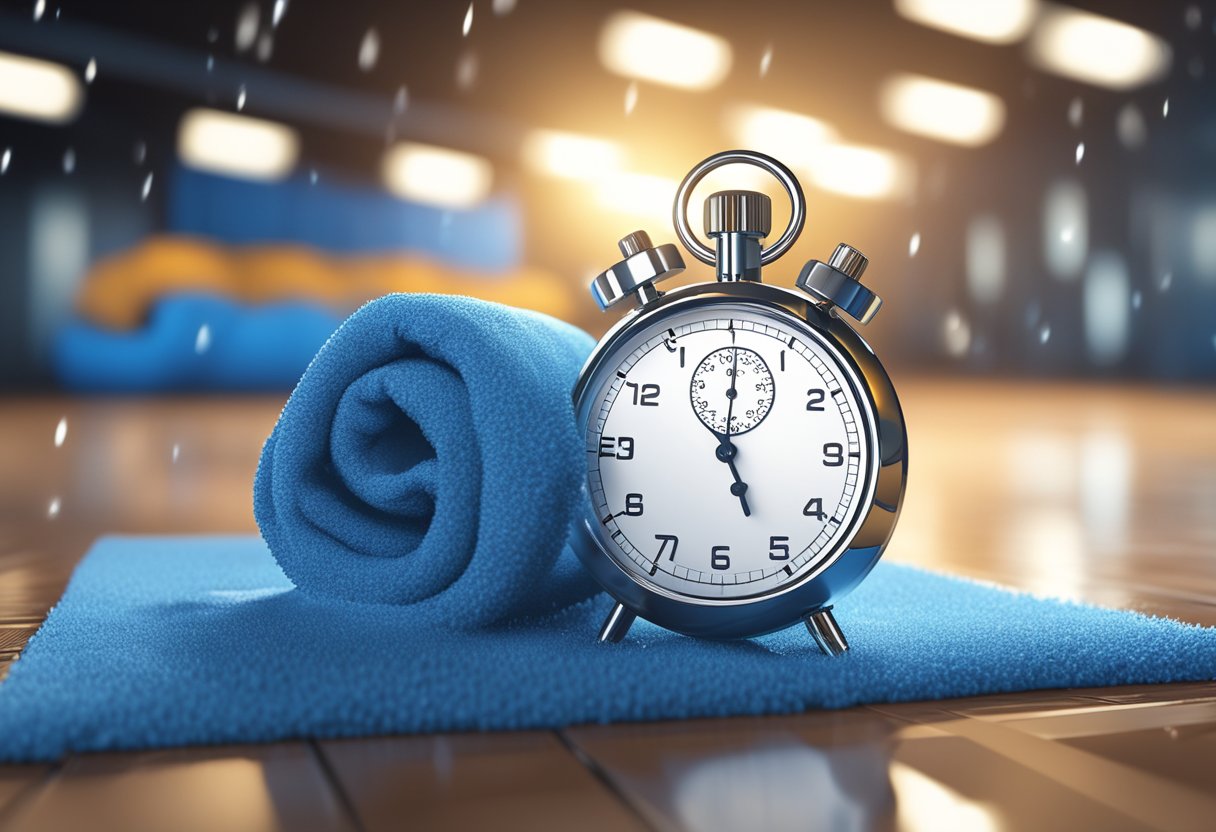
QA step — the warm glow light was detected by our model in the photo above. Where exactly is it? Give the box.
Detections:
[807,144,914,201]
[726,105,836,168]
[1028,6,1171,90]
[178,108,299,181]
[382,142,493,208]
[879,74,1005,147]
[521,130,622,182]
[0,50,83,124]
[596,171,679,221]
[598,11,731,90]
[895,0,1037,43]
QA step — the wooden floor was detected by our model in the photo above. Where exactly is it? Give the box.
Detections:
[0,378,1214,831]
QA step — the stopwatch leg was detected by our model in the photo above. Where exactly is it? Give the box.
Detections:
[598,602,636,644]
[805,608,849,657]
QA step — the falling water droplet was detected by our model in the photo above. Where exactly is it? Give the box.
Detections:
[624,82,638,115]
[272,0,288,27]
[235,3,259,52]
[133,140,147,165]
[1131,289,1142,310]
[1067,97,1083,127]
[908,232,921,258]
[207,26,219,43]
[759,45,773,78]
[463,2,474,36]
[941,310,971,358]
[1074,142,1085,165]
[33,0,45,21]
[195,323,212,354]
[236,85,246,111]
[455,51,478,90]
[0,148,10,174]
[84,58,97,84]
[1163,97,1170,118]
[256,32,274,62]
[54,416,68,447]
[1116,104,1147,150]
[172,443,181,463]
[492,0,516,15]
[62,147,75,174]
[47,496,61,519]
[1038,323,1052,344]
[1159,271,1173,292]
[141,172,153,201]
[1185,5,1202,30]
[393,85,409,114]
[206,54,215,73]
[309,168,318,185]
[358,28,380,71]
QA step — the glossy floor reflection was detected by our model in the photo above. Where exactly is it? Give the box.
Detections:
[0,379,1214,830]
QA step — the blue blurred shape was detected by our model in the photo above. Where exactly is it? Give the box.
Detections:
[53,294,341,392]
[167,165,521,270]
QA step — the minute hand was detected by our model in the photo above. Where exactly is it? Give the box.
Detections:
[716,346,751,517]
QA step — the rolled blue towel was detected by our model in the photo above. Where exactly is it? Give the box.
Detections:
[253,293,600,625]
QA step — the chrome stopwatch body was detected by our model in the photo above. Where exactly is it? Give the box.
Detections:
[571,150,907,655]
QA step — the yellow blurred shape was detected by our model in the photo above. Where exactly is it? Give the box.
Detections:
[725,105,836,168]
[178,108,299,181]
[1028,6,1171,90]
[598,10,731,91]
[595,172,680,221]
[0,50,83,124]
[879,74,1005,147]
[894,0,1038,44]
[382,142,493,209]
[521,130,623,181]
[76,236,577,329]
[808,144,914,201]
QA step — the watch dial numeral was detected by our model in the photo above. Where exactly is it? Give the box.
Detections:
[621,492,644,517]
[802,497,826,519]
[654,534,679,562]
[625,381,660,406]
[711,545,731,571]
[806,388,826,411]
[768,535,790,560]
[823,442,844,467]
[597,436,634,460]
[679,346,686,368]
[779,350,786,372]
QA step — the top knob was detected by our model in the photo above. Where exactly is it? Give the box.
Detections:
[795,242,882,325]
[828,243,868,280]
[589,230,685,311]
[704,190,772,237]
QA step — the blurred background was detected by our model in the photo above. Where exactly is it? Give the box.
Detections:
[0,0,1213,391]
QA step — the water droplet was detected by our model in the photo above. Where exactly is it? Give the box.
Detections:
[236,85,246,111]
[455,51,478,90]
[358,28,380,71]
[207,26,219,43]
[941,310,971,358]
[141,171,153,201]
[0,147,10,174]
[54,416,67,447]
[1159,271,1172,292]
[133,140,147,165]
[393,85,409,114]
[256,32,274,62]
[1131,289,1142,310]
[1067,97,1083,127]
[195,323,212,354]
[62,147,75,174]
[1163,97,1170,118]
[309,168,318,185]
[206,54,215,73]
[84,58,97,84]
[462,2,474,36]
[172,443,181,462]
[1117,103,1146,150]
[1185,5,1202,30]
[235,3,259,52]
[759,45,773,78]
[33,0,45,22]
[47,496,61,519]
[492,0,516,14]
[908,232,921,258]
[1074,142,1085,165]
[624,82,638,115]
[272,0,288,28]
[1038,323,1052,344]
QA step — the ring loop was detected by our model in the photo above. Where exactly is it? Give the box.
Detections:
[672,150,807,267]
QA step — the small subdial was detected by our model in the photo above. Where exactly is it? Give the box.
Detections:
[690,347,775,435]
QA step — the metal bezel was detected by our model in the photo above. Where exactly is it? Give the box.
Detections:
[571,280,908,639]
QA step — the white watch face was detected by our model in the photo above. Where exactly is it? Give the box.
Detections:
[584,302,877,602]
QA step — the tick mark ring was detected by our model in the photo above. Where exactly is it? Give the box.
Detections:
[673,149,807,268]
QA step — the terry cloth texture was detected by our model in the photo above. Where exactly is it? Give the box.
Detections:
[253,293,600,623]
[0,535,1213,763]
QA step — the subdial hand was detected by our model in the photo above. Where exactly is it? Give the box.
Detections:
[717,345,751,517]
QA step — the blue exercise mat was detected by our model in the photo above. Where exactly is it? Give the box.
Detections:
[0,535,1213,763]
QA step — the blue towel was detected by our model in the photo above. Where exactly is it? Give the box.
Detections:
[54,294,342,392]
[253,293,599,621]
[0,535,1212,762]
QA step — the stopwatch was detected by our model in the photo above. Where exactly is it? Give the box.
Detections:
[570,150,907,655]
